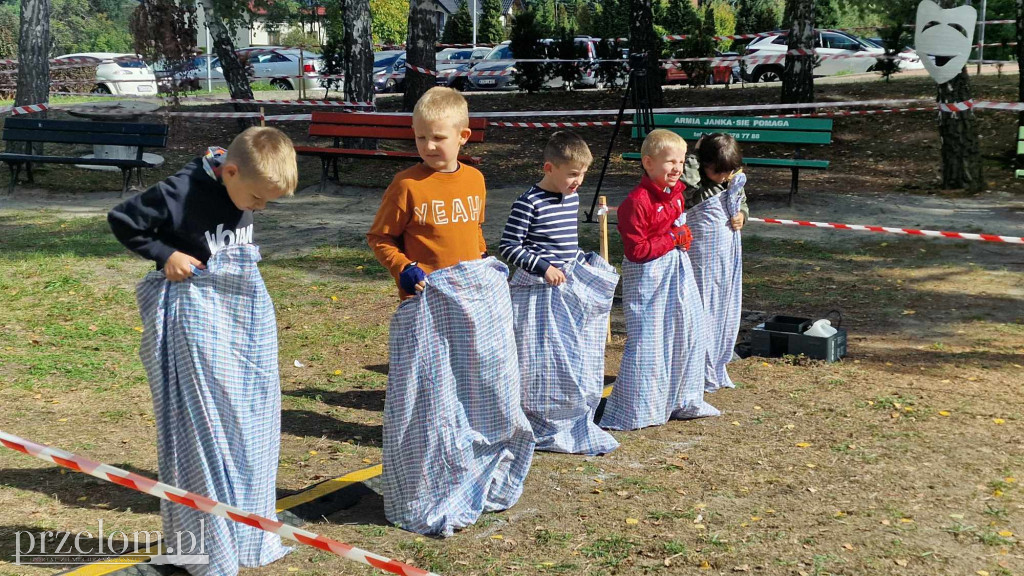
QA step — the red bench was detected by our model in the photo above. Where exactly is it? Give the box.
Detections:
[294,111,486,192]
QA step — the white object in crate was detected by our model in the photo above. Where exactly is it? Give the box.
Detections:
[803,319,838,338]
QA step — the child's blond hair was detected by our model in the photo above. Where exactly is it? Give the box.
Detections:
[226,126,298,197]
[413,86,470,129]
[543,131,593,167]
[640,128,687,159]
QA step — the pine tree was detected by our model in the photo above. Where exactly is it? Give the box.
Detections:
[659,0,701,36]
[442,0,473,44]
[735,0,781,35]
[479,0,504,43]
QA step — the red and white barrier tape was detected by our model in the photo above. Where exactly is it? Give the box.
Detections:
[0,430,437,576]
[938,99,975,113]
[165,111,263,119]
[227,98,373,108]
[759,106,936,118]
[750,217,1023,244]
[9,103,50,115]
[488,120,628,128]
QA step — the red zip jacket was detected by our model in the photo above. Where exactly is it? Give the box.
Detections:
[617,174,687,263]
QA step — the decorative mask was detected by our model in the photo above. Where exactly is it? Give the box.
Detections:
[915,0,977,84]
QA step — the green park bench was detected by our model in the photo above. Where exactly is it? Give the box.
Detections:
[623,113,833,205]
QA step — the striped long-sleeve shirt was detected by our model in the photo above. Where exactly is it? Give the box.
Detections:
[499,185,585,275]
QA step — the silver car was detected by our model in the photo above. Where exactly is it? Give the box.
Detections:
[246,49,324,91]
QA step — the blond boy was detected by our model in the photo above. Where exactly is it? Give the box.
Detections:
[599,129,719,431]
[110,127,296,576]
[367,86,488,298]
[368,87,535,536]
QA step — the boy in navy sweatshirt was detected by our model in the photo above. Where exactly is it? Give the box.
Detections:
[109,127,297,281]
[108,127,297,576]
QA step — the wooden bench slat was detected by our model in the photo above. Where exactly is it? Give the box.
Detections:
[632,127,831,145]
[293,146,481,165]
[645,114,833,132]
[2,128,168,148]
[3,117,169,136]
[309,124,485,143]
[0,153,158,167]
[311,111,487,130]
[620,152,829,170]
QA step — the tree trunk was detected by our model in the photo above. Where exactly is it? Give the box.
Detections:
[1016,0,1023,127]
[781,0,814,105]
[403,0,437,111]
[343,0,373,107]
[937,71,983,192]
[10,0,50,154]
[628,0,664,108]
[199,0,254,130]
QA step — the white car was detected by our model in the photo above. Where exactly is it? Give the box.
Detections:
[742,31,891,83]
[55,52,158,95]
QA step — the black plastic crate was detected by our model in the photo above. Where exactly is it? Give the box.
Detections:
[751,324,847,363]
[764,315,812,334]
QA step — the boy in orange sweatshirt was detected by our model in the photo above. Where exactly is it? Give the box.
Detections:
[366,87,534,536]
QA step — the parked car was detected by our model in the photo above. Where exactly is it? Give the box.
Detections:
[540,36,605,89]
[865,37,925,70]
[373,50,407,93]
[54,52,158,95]
[435,47,490,89]
[462,42,517,91]
[154,55,209,92]
[245,48,324,91]
[664,50,742,85]
[742,30,887,82]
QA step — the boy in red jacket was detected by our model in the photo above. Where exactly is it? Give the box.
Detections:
[599,129,719,430]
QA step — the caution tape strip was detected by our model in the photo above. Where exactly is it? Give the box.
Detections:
[749,217,1023,244]
[0,429,437,576]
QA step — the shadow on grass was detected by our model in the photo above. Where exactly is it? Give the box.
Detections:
[0,464,160,515]
[281,410,382,445]
[0,214,125,259]
[285,388,386,412]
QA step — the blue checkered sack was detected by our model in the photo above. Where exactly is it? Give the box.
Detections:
[510,253,620,455]
[689,193,743,392]
[599,249,719,431]
[136,245,289,576]
[382,257,536,537]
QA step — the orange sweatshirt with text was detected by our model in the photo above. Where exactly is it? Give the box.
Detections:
[367,163,488,299]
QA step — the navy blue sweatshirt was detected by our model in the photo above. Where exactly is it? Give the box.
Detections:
[499,185,585,275]
[108,151,253,269]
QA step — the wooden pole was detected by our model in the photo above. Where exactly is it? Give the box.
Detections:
[598,195,611,344]
[259,106,265,127]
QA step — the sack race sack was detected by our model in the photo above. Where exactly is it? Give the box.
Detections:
[382,257,536,536]
[510,253,620,455]
[599,249,719,431]
[688,192,742,391]
[137,245,289,576]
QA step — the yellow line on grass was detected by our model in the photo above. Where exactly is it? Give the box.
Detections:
[58,463,383,576]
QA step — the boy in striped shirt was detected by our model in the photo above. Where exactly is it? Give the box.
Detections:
[499,131,591,283]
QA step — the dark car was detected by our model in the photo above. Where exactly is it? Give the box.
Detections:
[373,50,407,93]
[463,42,517,91]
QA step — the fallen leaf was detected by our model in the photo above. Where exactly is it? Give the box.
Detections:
[330,295,338,301]
[490,534,503,540]
[993,489,1003,497]
[895,559,908,566]
[732,565,751,572]
[287,568,299,573]
[806,463,816,468]
[795,442,811,448]
[731,421,740,426]
[881,519,891,525]
[361,458,372,464]
[992,418,1005,425]
[694,524,706,530]
[899,518,913,524]
[998,530,1013,537]
[88,325,98,332]
[592,489,602,494]
[700,560,711,570]
[616,490,629,497]
[1005,477,1016,484]
[625,518,639,525]
[77,496,87,502]
[901,310,915,315]
[842,543,854,550]
[750,516,761,521]
[334,369,342,375]
[754,405,762,410]
[308,450,318,456]
[58,418,67,423]
[977,571,990,576]
[939,411,951,416]
[133,326,143,332]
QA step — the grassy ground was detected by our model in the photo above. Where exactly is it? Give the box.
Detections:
[0,202,1020,575]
